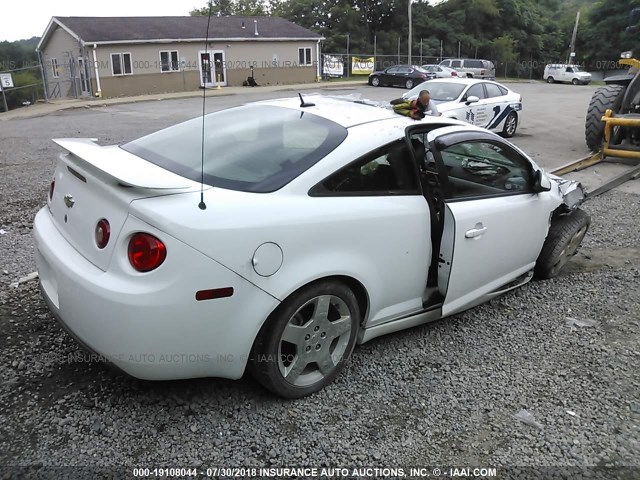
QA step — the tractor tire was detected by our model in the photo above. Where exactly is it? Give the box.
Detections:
[585,84,626,152]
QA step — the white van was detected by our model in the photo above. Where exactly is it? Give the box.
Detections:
[544,64,591,85]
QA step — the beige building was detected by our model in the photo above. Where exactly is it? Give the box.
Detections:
[36,16,323,99]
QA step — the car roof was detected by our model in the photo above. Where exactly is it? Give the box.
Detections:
[255,95,408,128]
[425,78,510,88]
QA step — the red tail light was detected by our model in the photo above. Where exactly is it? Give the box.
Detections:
[418,73,427,79]
[49,179,55,200]
[128,233,167,272]
[451,71,458,76]
[95,219,110,249]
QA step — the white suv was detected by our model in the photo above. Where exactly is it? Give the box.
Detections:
[439,58,496,79]
[544,64,592,85]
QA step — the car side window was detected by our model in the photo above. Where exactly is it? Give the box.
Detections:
[398,67,411,74]
[566,67,573,73]
[484,83,503,98]
[387,67,399,74]
[314,140,419,195]
[439,141,533,200]
[451,60,462,68]
[464,84,486,100]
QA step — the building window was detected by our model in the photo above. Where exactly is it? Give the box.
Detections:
[111,53,133,76]
[160,50,180,72]
[298,47,312,66]
[51,58,59,78]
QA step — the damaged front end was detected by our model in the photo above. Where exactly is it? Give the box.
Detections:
[548,173,587,213]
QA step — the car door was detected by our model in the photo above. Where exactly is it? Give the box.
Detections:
[310,138,431,326]
[461,83,489,127]
[424,128,551,316]
[382,67,399,86]
[395,66,412,86]
[482,82,510,131]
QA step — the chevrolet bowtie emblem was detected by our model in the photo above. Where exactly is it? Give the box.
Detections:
[64,194,75,208]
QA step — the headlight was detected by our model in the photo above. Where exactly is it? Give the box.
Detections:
[621,51,634,59]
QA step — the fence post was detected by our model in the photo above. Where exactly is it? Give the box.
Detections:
[1,87,8,113]
[38,50,49,102]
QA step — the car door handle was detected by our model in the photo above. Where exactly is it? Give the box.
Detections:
[465,225,487,238]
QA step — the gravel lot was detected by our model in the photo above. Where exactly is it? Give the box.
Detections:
[0,92,639,475]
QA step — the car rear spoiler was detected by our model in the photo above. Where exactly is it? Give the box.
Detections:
[53,138,194,189]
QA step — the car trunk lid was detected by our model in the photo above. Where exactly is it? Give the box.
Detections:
[49,138,201,271]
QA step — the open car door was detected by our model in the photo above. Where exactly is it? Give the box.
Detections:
[408,126,554,317]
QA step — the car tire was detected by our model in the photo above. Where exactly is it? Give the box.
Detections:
[534,209,590,280]
[501,112,518,137]
[585,84,626,152]
[546,76,554,84]
[572,78,579,85]
[249,280,360,398]
[405,79,414,89]
[371,76,380,87]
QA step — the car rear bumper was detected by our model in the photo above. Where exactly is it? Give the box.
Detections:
[33,207,280,380]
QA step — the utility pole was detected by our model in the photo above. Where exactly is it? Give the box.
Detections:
[397,36,401,64]
[374,35,377,70]
[408,0,412,66]
[420,38,423,65]
[346,33,350,77]
[568,11,580,65]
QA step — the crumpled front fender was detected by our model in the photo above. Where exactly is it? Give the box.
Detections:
[548,173,586,211]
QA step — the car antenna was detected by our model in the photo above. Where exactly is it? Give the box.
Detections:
[299,93,315,108]
[198,0,215,211]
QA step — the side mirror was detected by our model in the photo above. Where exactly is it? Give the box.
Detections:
[532,170,552,193]
[465,95,480,105]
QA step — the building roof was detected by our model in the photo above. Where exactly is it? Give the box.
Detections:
[38,16,322,50]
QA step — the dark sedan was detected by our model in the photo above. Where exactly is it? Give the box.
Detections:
[368,65,429,89]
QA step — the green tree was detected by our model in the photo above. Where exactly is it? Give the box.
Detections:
[190,0,267,16]
[580,0,640,63]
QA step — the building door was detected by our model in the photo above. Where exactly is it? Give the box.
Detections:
[77,57,91,96]
[199,51,227,87]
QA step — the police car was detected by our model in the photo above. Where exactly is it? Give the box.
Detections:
[403,78,523,137]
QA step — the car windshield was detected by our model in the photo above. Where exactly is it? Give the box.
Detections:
[406,82,467,101]
[122,105,347,193]
[571,65,584,72]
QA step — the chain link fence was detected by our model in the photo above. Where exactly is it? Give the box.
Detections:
[323,51,629,81]
[0,64,45,112]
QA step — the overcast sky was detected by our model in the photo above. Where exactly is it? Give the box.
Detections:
[2,0,200,41]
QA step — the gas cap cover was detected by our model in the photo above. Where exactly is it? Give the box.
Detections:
[252,242,283,277]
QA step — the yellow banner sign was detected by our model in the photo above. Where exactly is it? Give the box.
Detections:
[351,57,375,75]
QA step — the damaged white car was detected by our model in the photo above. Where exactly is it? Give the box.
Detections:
[33,95,589,398]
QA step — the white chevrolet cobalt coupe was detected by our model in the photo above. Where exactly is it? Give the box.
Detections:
[34,95,589,398]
